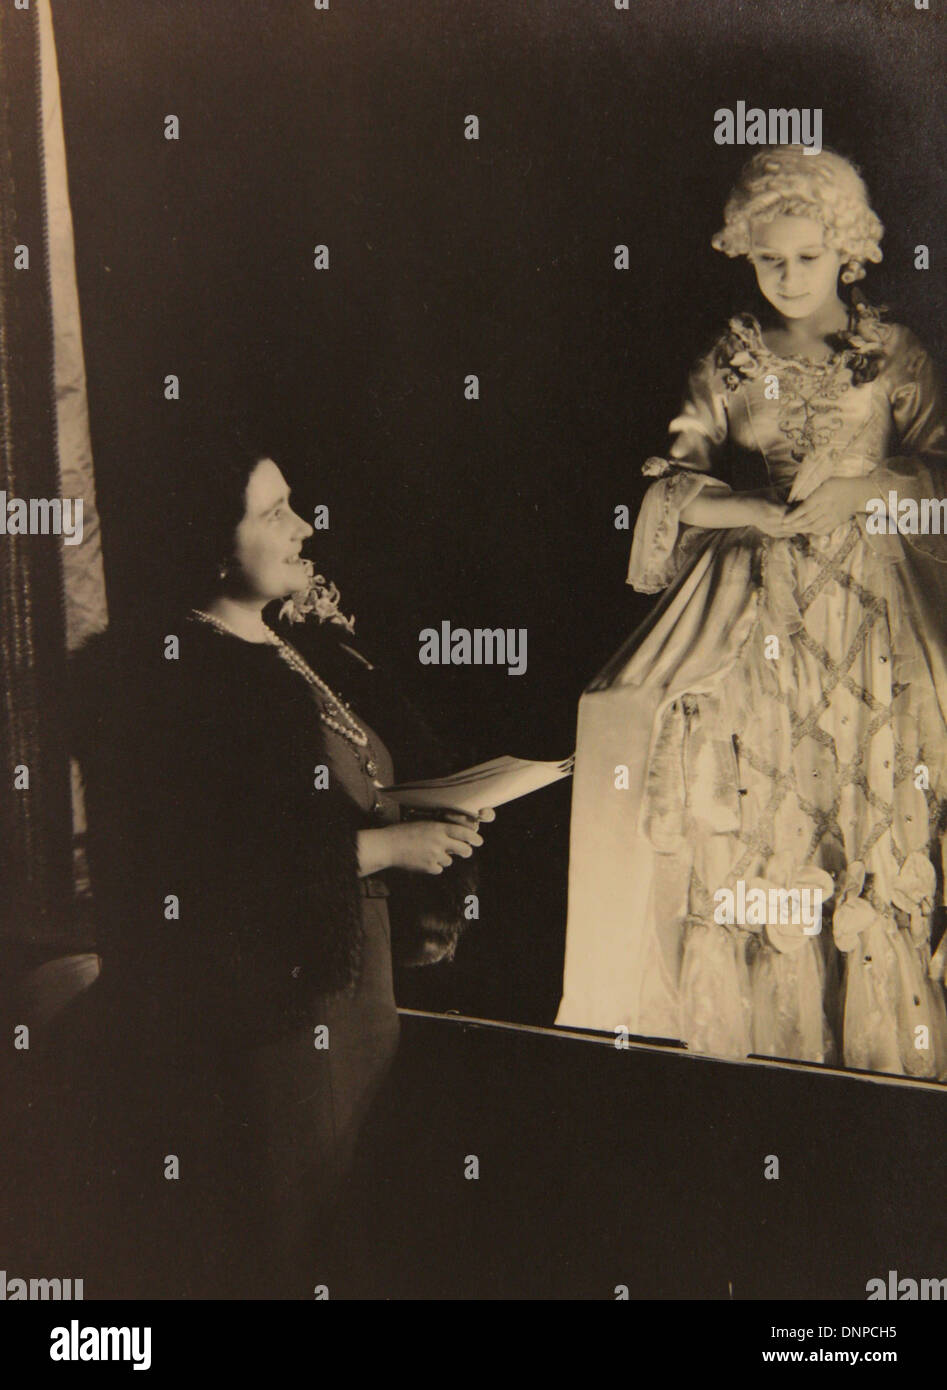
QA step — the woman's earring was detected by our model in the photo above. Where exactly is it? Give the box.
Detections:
[217,562,230,582]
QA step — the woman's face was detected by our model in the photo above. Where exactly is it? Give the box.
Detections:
[229,458,314,602]
[748,215,844,321]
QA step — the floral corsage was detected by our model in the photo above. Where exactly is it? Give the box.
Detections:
[826,296,890,386]
[715,315,765,392]
[279,559,356,632]
[715,299,889,391]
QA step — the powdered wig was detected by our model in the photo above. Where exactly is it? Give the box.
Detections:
[712,146,884,283]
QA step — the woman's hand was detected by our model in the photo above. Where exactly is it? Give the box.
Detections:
[437,807,497,827]
[384,821,484,874]
[357,819,485,876]
[781,478,865,536]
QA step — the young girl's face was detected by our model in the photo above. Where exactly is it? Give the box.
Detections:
[748,214,844,321]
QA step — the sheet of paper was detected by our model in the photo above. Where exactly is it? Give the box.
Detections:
[381,755,574,814]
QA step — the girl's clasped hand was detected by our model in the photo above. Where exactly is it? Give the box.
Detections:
[745,477,868,538]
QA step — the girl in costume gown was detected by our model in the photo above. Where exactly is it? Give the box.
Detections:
[556,147,947,1079]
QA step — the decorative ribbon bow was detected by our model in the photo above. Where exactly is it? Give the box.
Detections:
[890,851,937,946]
[746,852,834,954]
[831,861,877,954]
[832,853,936,953]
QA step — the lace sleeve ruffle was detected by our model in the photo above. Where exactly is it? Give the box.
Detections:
[627,346,732,593]
[627,460,729,593]
[869,328,947,565]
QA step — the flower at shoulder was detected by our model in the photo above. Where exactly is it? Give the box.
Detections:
[828,298,889,385]
[278,559,356,632]
[715,315,764,391]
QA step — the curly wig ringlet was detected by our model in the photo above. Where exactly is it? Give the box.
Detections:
[711,146,884,284]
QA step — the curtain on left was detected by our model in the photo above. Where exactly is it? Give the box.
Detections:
[0,0,108,961]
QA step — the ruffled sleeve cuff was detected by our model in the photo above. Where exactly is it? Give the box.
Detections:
[859,456,947,567]
[627,460,728,592]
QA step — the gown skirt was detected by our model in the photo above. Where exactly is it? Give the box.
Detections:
[557,315,947,1080]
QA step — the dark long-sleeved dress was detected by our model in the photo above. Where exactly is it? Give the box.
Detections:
[45,613,471,1298]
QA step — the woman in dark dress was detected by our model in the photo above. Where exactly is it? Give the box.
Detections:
[47,445,492,1298]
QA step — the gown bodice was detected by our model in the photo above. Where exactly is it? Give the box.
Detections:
[662,309,946,504]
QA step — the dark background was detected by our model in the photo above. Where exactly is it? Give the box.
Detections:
[51,0,946,1026]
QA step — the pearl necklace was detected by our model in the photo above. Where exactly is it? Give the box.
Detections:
[189,608,381,778]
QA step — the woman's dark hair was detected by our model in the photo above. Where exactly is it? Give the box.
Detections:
[161,421,273,615]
